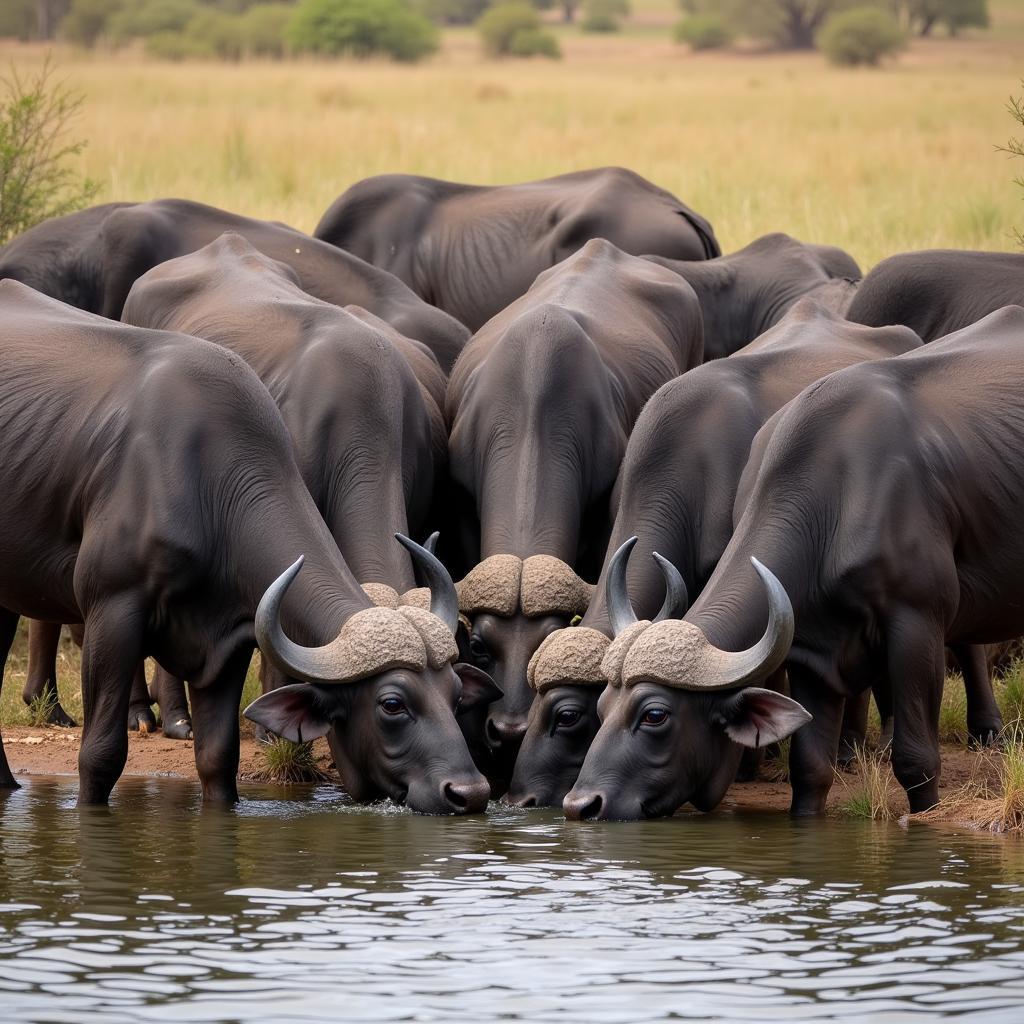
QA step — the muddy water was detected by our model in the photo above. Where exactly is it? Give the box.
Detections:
[1,778,1024,1022]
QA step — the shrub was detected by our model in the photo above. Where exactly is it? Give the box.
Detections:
[0,58,99,245]
[509,26,560,56]
[478,2,559,57]
[581,0,628,33]
[108,0,199,43]
[186,8,246,58]
[240,2,293,56]
[818,6,905,67]
[288,0,439,62]
[673,12,732,50]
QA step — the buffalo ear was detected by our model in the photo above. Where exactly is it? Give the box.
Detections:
[454,662,503,716]
[243,684,344,743]
[719,687,811,748]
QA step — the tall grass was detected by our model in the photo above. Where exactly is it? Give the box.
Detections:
[0,32,1020,269]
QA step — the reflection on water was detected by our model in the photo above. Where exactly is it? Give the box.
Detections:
[1,777,1024,1022]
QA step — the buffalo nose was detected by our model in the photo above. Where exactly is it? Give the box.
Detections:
[505,792,537,808]
[564,790,604,821]
[486,716,527,748]
[442,779,491,815]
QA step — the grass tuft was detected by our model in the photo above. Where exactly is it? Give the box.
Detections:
[996,658,1024,724]
[939,672,969,745]
[761,737,791,783]
[835,743,905,820]
[251,738,330,785]
[24,689,59,728]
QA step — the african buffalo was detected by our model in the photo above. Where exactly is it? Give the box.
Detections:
[313,167,719,331]
[848,249,1024,341]
[445,238,704,789]
[0,281,491,813]
[0,198,468,371]
[115,232,455,739]
[646,233,862,360]
[565,305,1024,820]
[508,299,922,808]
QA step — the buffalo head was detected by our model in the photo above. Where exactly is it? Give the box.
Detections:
[507,542,688,808]
[563,540,810,821]
[245,536,501,815]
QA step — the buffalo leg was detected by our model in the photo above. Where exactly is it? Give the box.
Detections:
[188,649,250,805]
[950,643,1003,748]
[888,613,944,813]
[787,666,845,816]
[126,661,157,734]
[77,600,145,805]
[23,620,77,727]
[0,610,20,788]
[837,690,870,768]
[151,667,192,740]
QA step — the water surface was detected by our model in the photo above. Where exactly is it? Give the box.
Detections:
[1,776,1023,1022]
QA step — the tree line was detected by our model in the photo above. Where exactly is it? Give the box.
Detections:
[0,0,992,64]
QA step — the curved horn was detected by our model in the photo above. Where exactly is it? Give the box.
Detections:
[702,558,794,688]
[255,557,353,683]
[606,537,639,637]
[395,533,459,635]
[422,531,440,555]
[652,552,688,622]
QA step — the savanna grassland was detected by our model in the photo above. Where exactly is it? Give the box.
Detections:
[2,3,1024,819]
[3,1,1024,266]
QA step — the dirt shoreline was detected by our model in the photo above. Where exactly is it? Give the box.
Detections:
[3,723,1011,830]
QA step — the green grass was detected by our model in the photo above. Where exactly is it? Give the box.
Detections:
[996,658,1024,723]
[836,743,905,820]
[252,737,330,784]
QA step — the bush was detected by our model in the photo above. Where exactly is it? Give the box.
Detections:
[508,26,560,55]
[818,7,905,66]
[581,0,628,33]
[288,0,439,62]
[240,2,293,55]
[673,12,732,50]
[477,2,559,57]
[0,58,99,244]
[108,0,199,43]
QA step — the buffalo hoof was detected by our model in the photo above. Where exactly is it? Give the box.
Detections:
[968,724,1003,750]
[161,716,193,741]
[128,705,157,735]
[46,703,78,729]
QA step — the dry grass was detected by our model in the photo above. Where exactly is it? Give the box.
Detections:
[835,743,906,820]
[0,21,1022,271]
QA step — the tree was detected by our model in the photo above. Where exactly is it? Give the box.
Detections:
[288,0,439,61]
[0,1,37,40]
[889,0,988,37]
[818,5,905,64]
[0,58,99,244]
[687,0,858,50]
[674,13,733,49]
[60,0,121,46]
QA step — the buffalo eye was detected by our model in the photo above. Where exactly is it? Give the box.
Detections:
[379,696,408,716]
[554,708,582,729]
[640,707,669,727]
[469,635,489,663]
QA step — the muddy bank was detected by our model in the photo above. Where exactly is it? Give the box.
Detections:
[3,723,1007,828]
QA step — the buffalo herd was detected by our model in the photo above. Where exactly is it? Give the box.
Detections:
[1,165,1022,820]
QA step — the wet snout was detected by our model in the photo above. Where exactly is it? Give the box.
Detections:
[563,788,608,821]
[440,776,491,814]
